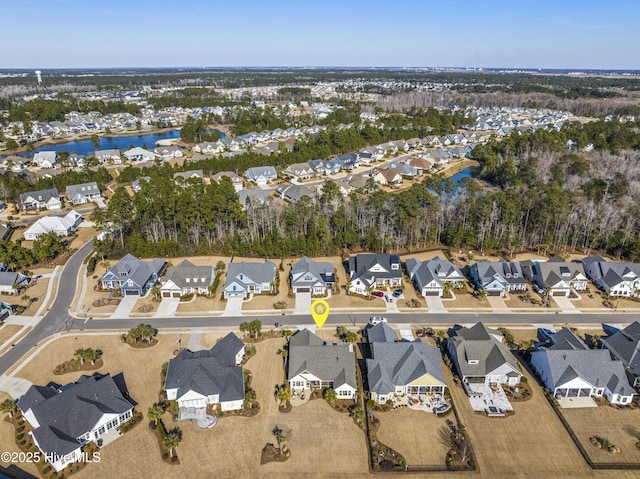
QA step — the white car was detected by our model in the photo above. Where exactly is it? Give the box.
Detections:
[369,316,388,325]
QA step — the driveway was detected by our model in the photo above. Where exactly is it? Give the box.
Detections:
[223,296,244,316]
[0,375,33,398]
[111,295,138,318]
[425,296,447,314]
[553,296,581,313]
[487,295,510,311]
[156,297,180,315]
[293,291,312,315]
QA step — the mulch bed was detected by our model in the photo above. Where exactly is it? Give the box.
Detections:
[123,337,159,349]
[53,358,104,375]
[278,401,292,413]
[149,421,180,465]
[260,443,290,465]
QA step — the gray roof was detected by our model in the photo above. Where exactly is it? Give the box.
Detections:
[212,171,242,183]
[245,166,277,181]
[224,261,276,293]
[406,256,465,291]
[601,321,640,381]
[276,184,316,202]
[173,170,204,181]
[165,333,244,403]
[290,256,334,289]
[582,256,640,290]
[18,374,132,457]
[448,323,521,378]
[532,348,635,398]
[471,261,526,289]
[102,253,166,288]
[533,257,586,288]
[163,260,214,289]
[367,341,446,396]
[366,323,397,344]
[348,254,402,286]
[19,188,59,206]
[237,189,271,207]
[0,271,28,287]
[65,182,100,200]
[287,329,357,389]
[547,328,589,351]
[94,149,120,159]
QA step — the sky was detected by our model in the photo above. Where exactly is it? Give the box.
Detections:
[1,0,639,69]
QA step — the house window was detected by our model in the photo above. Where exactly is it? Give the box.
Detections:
[186,278,190,283]
[391,264,399,270]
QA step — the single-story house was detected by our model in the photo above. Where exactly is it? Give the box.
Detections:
[223,261,276,299]
[160,259,214,297]
[275,184,316,202]
[405,256,465,297]
[290,256,335,295]
[165,333,245,417]
[24,210,83,240]
[237,189,272,209]
[132,176,151,192]
[283,163,315,181]
[347,254,402,295]
[173,170,204,184]
[154,146,183,159]
[94,149,121,164]
[287,329,357,399]
[19,188,61,210]
[18,373,134,472]
[100,253,166,296]
[65,182,101,205]
[122,147,156,162]
[600,321,640,387]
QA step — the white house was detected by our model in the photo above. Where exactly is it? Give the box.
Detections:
[33,151,58,168]
[245,166,277,185]
[23,210,83,240]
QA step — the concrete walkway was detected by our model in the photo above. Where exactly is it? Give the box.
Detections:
[426,296,447,314]
[487,295,510,311]
[294,292,312,314]
[554,296,582,313]
[111,296,138,318]
[156,297,180,315]
[34,266,60,317]
[187,328,204,351]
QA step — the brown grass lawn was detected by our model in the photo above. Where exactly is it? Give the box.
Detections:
[176,294,220,312]
[244,271,290,311]
[449,286,492,309]
[133,294,160,313]
[67,226,98,250]
[402,250,449,262]
[376,407,450,466]
[0,393,41,478]
[572,287,610,309]
[0,325,21,348]
[21,277,50,315]
[503,285,550,309]
[199,332,231,350]
[443,364,592,478]
[562,406,640,464]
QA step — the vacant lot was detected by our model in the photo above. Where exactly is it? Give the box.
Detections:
[562,406,640,464]
[376,407,450,466]
[443,364,592,477]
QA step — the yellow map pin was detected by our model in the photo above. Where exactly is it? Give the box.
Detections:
[311,300,330,328]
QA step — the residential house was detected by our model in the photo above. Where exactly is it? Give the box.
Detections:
[245,166,277,185]
[0,222,13,241]
[367,328,446,403]
[0,271,30,294]
[275,184,316,203]
[19,188,61,210]
[346,174,368,190]
[600,321,640,387]
[160,259,214,298]
[531,328,636,405]
[18,373,134,473]
[524,257,588,296]
[287,329,357,399]
[122,147,156,162]
[33,151,58,169]
[24,210,83,240]
[94,149,121,164]
[65,182,101,205]
[283,162,315,181]
[165,333,245,418]
[582,255,640,297]
[237,189,272,209]
[469,261,527,297]
[347,254,402,295]
[223,261,276,299]
[405,256,465,297]
[132,176,150,192]
[388,162,417,177]
[194,141,224,155]
[290,256,335,295]
[211,171,243,192]
[404,157,433,174]
[373,168,403,186]
[100,253,166,296]
[154,145,183,160]
[173,170,204,184]
[447,323,522,387]
[0,301,13,321]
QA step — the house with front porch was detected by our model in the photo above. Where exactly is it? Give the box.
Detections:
[223,261,276,299]
[287,329,357,399]
[245,166,277,185]
[524,257,588,297]
[160,259,214,298]
[447,323,522,388]
[65,182,101,205]
[347,254,402,295]
[290,256,334,295]
[19,188,61,210]
[0,271,30,294]
[367,327,446,403]
[582,255,640,297]
[283,162,315,181]
[405,256,465,297]
[469,261,527,297]
[165,333,245,418]
[531,328,635,405]
[100,253,166,296]
[18,373,134,473]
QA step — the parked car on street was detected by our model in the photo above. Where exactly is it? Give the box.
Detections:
[369,316,388,325]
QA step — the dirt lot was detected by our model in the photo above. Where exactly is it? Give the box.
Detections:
[562,406,640,464]
[376,407,450,466]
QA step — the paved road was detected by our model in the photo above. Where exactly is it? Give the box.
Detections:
[0,241,94,376]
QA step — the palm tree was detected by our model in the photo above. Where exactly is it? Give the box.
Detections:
[345,281,352,295]
[20,295,30,307]
[244,389,257,407]
[87,348,99,365]
[350,406,365,424]
[476,288,487,302]
[147,404,164,426]
[276,386,291,406]
[324,388,338,404]
[163,430,181,458]
[273,426,286,455]
[443,281,454,298]
[0,399,15,419]
[150,285,161,300]
[74,348,87,365]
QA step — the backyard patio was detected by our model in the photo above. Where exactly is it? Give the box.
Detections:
[390,393,451,414]
[464,382,513,415]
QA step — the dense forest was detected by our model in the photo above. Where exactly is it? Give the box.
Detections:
[89,119,640,262]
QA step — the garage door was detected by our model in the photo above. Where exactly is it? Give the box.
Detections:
[296,287,311,293]
[162,291,171,298]
[425,290,440,296]
[552,291,567,296]
[124,290,139,296]
[172,292,181,298]
[488,290,502,296]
